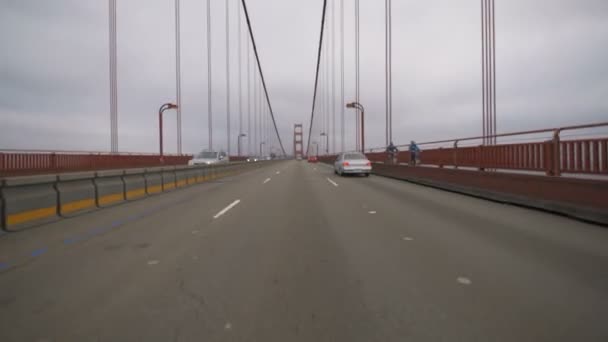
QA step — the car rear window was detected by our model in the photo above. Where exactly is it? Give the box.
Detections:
[344,153,367,160]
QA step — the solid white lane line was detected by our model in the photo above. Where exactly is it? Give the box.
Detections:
[213,200,241,219]
[326,178,339,187]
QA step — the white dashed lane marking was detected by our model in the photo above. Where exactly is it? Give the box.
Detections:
[213,200,241,219]
[402,237,414,241]
[147,260,160,266]
[457,277,472,285]
[263,178,271,184]
[326,178,339,187]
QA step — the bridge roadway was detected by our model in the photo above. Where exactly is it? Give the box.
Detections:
[1,160,607,341]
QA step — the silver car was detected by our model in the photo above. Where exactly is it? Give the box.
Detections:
[188,151,229,166]
[334,152,372,177]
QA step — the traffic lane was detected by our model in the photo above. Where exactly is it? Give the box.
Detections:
[29,160,383,342]
[0,161,289,341]
[175,160,383,342]
[0,161,284,269]
[343,166,608,290]
[314,163,608,340]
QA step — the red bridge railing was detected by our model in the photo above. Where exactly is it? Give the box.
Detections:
[322,122,608,177]
[0,150,192,176]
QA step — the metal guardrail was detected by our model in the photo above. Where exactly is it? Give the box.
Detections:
[338,122,608,176]
[0,151,192,177]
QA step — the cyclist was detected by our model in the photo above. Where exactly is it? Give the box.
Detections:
[386,141,399,164]
[409,141,421,166]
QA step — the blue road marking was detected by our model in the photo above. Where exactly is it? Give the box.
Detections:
[64,237,82,245]
[30,248,48,258]
[4,189,215,273]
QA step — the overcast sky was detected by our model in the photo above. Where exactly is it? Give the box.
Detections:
[1,0,607,155]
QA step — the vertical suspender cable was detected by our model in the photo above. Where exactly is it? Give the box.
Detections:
[108,0,118,153]
[385,0,392,145]
[305,0,328,155]
[247,36,251,155]
[175,0,182,154]
[326,30,330,153]
[481,0,486,145]
[486,0,493,144]
[238,0,243,154]
[486,0,491,145]
[259,75,262,151]
[207,0,213,150]
[491,0,497,145]
[226,0,231,155]
[385,0,388,146]
[324,33,328,149]
[355,0,360,152]
[113,0,118,152]
[253,67,258,153]
[331,0,336,154]
[241,0,287,155]
[340,0,345,153]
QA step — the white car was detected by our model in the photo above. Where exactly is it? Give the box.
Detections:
[334,152,372,177]
[189,151,229,166]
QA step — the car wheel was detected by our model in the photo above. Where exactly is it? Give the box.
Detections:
[365,173,370,177]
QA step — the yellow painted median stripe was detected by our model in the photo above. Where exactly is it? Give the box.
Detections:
[187,177,197,184]
[61,198,96,214]
[164,182,176,190]
[146,185,162,194]
[127,188,147,198]
[98,193,124,206]
[176,180,187,187]
[7,206,56,226]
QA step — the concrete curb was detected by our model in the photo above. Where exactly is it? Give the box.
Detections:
[57,172,97,217]
[373,172,608,226]
[121,168,146,200]
[0,175,60,231]
[0,161,279,233]
[95,170,125,208]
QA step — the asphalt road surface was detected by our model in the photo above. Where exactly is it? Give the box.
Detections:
[1,160,607,341]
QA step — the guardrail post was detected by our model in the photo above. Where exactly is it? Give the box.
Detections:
[50,152,57,172]
[552,130,562,176]
[478,145,485,171]
[453,141,459,169]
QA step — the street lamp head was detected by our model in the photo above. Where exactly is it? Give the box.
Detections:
[239,133,247,137]
[320,132,327,136]
[346,102,355,108]
[168,103,178,109]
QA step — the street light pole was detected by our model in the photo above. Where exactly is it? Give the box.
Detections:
[238,133,247,156]
[346,102,365,152]
[159,103,178,160]
[320,132,329,155]
[312,142,319,157]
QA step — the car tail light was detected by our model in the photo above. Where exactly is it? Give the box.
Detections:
[343,162,350,166]
[366,161,372,166]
